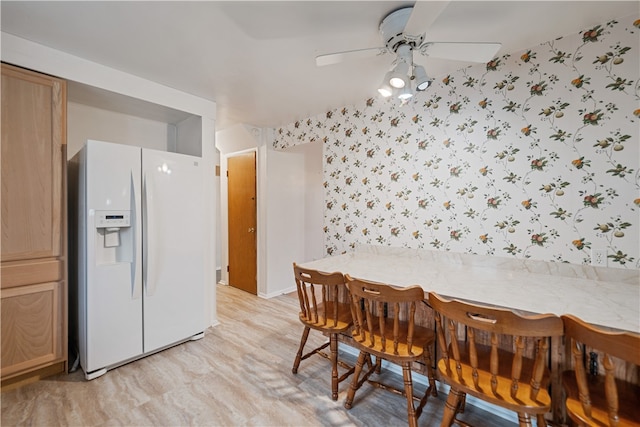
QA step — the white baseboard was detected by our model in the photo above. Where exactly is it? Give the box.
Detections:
[259,285,297,299]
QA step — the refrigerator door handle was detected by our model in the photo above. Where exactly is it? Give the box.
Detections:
[131,172,141,299]
[143,172,157,296]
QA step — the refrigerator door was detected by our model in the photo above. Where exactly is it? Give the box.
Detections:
[142,148,205,353]
[84,140,143,372]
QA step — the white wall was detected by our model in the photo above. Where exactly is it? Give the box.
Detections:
[218,153,229,286]
[67,102,172,159]
[213,151,221,279]
[262,140,323,296]
[201,117,218,326]
[263,147,306,297]
[176,115,203,157]
[300,142,323,262]
[216,123,262,154]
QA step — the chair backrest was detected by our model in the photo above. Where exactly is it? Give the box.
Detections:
[428,292,564,401]
[561,314,640,425]
[293,263,347,328]
[345,274,426,358]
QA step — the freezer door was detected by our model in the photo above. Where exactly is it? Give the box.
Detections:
[83,140,143,373]
[142,149,205,353]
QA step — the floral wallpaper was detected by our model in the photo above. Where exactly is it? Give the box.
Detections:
[274,16,640,269]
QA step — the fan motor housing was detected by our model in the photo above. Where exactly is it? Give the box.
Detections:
[379,7,425,52]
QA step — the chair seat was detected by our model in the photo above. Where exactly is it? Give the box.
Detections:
[299,301,352,332]
[351,318,434,361]
[437,339,553,415]
[437,359,552,414]
[455,342,551,387]
[562,371,640,427]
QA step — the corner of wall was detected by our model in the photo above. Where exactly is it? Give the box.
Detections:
[216,123,263,155]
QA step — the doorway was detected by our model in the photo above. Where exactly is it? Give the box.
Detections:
[227,151,257,294]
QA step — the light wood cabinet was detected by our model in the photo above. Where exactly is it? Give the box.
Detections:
[1,63,67,387]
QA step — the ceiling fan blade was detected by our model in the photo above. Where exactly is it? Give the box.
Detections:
[403,1,450,36]
[315,47,387,67]
[421,42,502,63]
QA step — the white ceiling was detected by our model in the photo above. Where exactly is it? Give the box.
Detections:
[2,1,638,130]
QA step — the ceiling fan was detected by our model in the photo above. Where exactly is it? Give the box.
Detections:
[315,2,502,98]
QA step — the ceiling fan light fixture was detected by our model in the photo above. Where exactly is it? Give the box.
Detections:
[388,61,409,88]
[378,84,393,97]
[397,85,413,100]
[318,5,506,104]
[378,72,395,97]
[390,74,410,89]
[413,65,432,91]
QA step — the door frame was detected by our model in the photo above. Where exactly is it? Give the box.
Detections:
[219,147,264,296]
[226,150,257,295]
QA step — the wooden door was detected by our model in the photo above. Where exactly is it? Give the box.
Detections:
[227,152,257,294]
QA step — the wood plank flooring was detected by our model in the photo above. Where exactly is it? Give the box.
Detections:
[1,284,516,426]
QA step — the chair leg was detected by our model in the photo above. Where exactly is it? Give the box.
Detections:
[402,362,418,427]
[440,388,464,427]
[424,346,438,397]
[330,333,339,400]
[344,351,368,410]
[459,393,466,413]
[517,413,533,427]
[535,414,546,427]
[365,353,374,369]
[292,326,310,374]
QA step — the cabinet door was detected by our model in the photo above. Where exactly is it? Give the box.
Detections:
[0,282,65,377]
[1,64,65,262]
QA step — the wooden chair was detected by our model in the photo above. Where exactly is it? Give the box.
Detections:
[291,263,354,400]
[561,314,640,427]
[343,275,437,427]
[428,292,564,427]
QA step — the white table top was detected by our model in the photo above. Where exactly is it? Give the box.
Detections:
[300,250,640,333]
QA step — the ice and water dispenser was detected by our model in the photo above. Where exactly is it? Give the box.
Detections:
[94,210,134,264]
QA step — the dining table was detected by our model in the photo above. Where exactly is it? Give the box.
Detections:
[300,245,639,333]
[299,245,640,425]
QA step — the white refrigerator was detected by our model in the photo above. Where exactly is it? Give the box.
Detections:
[74,139,205,380]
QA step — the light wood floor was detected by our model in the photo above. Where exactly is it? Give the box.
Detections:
[1,284,516,426]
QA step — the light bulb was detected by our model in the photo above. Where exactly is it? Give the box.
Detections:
[413,65,432,91]
[389,61,409,88]
[398,85,413,100]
